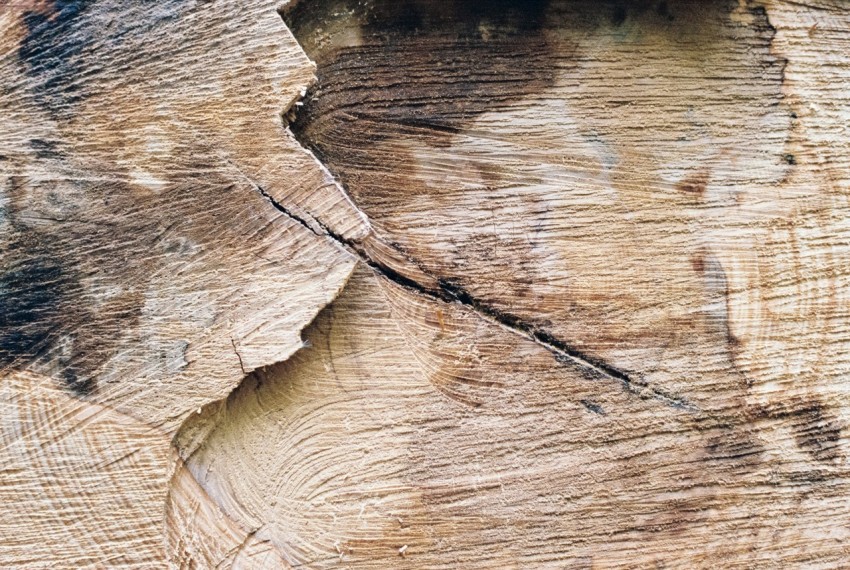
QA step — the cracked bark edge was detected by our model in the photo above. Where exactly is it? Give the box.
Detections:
[249,144,698,414]
[270,2,700,415]
[276,190,695,412]
[168,4,363,535]
[172,6,700,548]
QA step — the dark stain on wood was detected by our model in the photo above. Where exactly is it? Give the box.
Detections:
[284,1,783,333]
[18,1,92,116]
[0,174,147,396]
[286,0,558,179]
[793,404,842,463]
[29,139,63,160]
[690,247,743,356]
[703,429,764,471]
[656,1,674,21]
[677,169,710,197]
[0,243,82,384]
[690,254,705,274]
[785,402,842,464]
[754,399,844,464]
[611,2,628,26]
[0,201,100,396]
[611,0,674,27]
[580,399,605,415]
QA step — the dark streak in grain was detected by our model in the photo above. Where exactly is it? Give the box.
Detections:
[611,2,628,26]
[676,169,710,197]
[251,168,697,412]
[703,429,764,471]
[279,0,737,413]
[580,399,605,415]
[18,0,92,116]
[286,0,558,187]
[753,399,844,464]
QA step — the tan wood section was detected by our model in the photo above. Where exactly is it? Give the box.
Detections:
[1,0,849,567]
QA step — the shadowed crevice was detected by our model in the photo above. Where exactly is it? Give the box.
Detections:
[278,0,700,412]
[246,160,698,411]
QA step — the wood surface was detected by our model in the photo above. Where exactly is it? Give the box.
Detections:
[1,0,849,568]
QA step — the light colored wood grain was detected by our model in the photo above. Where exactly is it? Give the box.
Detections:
[0,0,362,430]
[0,0,358,565]
[0,370,171,567]
[167,456,292,569]
[285,0,850,471]
[179,265,850,568]
[287,0,825,418]
[3,0,850,567]
[177,0,850,567]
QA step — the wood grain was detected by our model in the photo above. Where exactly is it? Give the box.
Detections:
[0,370,171,567]
[177,0,850,566]
[0,0,362,430]
[0,0,356,565]
[178,265,850,568]
[3,0,850,567]
[284,0,850,470]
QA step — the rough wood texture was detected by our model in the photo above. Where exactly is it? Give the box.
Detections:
[1,0,359,564]
[0,0,365,430]
[3,0,850,567]
[179,266,850,568]
[0,370,171,567]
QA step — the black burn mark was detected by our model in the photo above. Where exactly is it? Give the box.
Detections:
[286,0,551,42]
[18,0,91,116]
[0,237,92,395]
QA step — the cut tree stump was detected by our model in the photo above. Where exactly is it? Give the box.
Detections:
[2,0,849,568]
